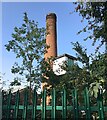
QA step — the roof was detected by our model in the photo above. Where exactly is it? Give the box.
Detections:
[54,53,77,60]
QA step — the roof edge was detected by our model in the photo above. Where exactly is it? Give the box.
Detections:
[54,53,77,60]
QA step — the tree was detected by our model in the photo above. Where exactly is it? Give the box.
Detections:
[89,53,107,98]
[74,2,107,53]
[67,42,107,98]
[5,13,47,89]
[72,2,107,99]
[43,41,107,99]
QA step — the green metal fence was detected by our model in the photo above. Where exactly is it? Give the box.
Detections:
[2,87,107,119]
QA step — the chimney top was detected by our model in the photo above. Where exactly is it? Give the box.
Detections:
[46,13,57,21]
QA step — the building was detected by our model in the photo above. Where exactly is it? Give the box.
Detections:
[43,13,77,105]
[44,13,77,76]
[53,54,77,76]
[44,13,57,60]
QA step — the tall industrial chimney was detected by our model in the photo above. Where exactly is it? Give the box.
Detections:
[44,13,57,59]
[42,13,57,105]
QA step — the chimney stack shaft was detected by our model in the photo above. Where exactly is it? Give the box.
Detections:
[44,13,57,59]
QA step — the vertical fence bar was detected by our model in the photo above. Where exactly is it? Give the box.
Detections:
[62,88,67,120]
[51,88,56,120]
[14,90,20,119]
[97,93,104,120]
[22,89,28,120]
[2,91,4,119]
[42,89,46,120]
[32,87,37,120]
[0,88,2,120]
[72,88,79,120]
[6,90,11,119]
[84,87,91,120]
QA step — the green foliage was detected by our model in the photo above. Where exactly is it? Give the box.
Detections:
[70,2,107,98]
[10,77,21,86]
[89,81,102,98]
[90,53,107,80]
[74,2,107,52]
[43,41,107,99]
[71,42,89,68]
[69,42,107,98]
[0,73,6,90]
[5,12,47,89]
[40,57,60,87]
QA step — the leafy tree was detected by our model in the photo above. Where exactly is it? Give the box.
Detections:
[57,42,91,90]
[72,2,107,99]
[66,42,107,98]
[5,13,47,89]
[74,2,107,53]
[42,41,107,100]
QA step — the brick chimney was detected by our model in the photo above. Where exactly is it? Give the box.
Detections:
[43,13,57,105]
[44,13,57,59]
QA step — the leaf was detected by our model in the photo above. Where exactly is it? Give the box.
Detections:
[14,27,18,32]
[22,24,26,27]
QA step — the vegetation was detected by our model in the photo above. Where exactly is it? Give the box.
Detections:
[42,42,107,98]
[4,4,107,98]
[10,77,21,86]
[72,2,107,98]
[74,2,107,53]
[5,13,47,89]
[41,2,107,100]
[3,3,107,119]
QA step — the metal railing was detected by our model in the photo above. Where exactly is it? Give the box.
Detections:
[2,87,107,119]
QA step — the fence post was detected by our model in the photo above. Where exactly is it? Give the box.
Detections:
[41,88,46,120]
[0,88,2,120]
[32,87,37,120]
[97,90,104,120]
[51,88,56,119]
[22,89,28,120]
[84,87,91,120]
[14,90,20,119]
[72,88,79,120]
[62,88,67,120]
[6,90,11,119]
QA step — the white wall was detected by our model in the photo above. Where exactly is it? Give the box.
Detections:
[53,56,68,75]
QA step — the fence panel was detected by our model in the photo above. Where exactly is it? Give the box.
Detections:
[2,87,107,119]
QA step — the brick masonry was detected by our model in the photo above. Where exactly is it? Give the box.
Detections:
[44,13,57,59]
